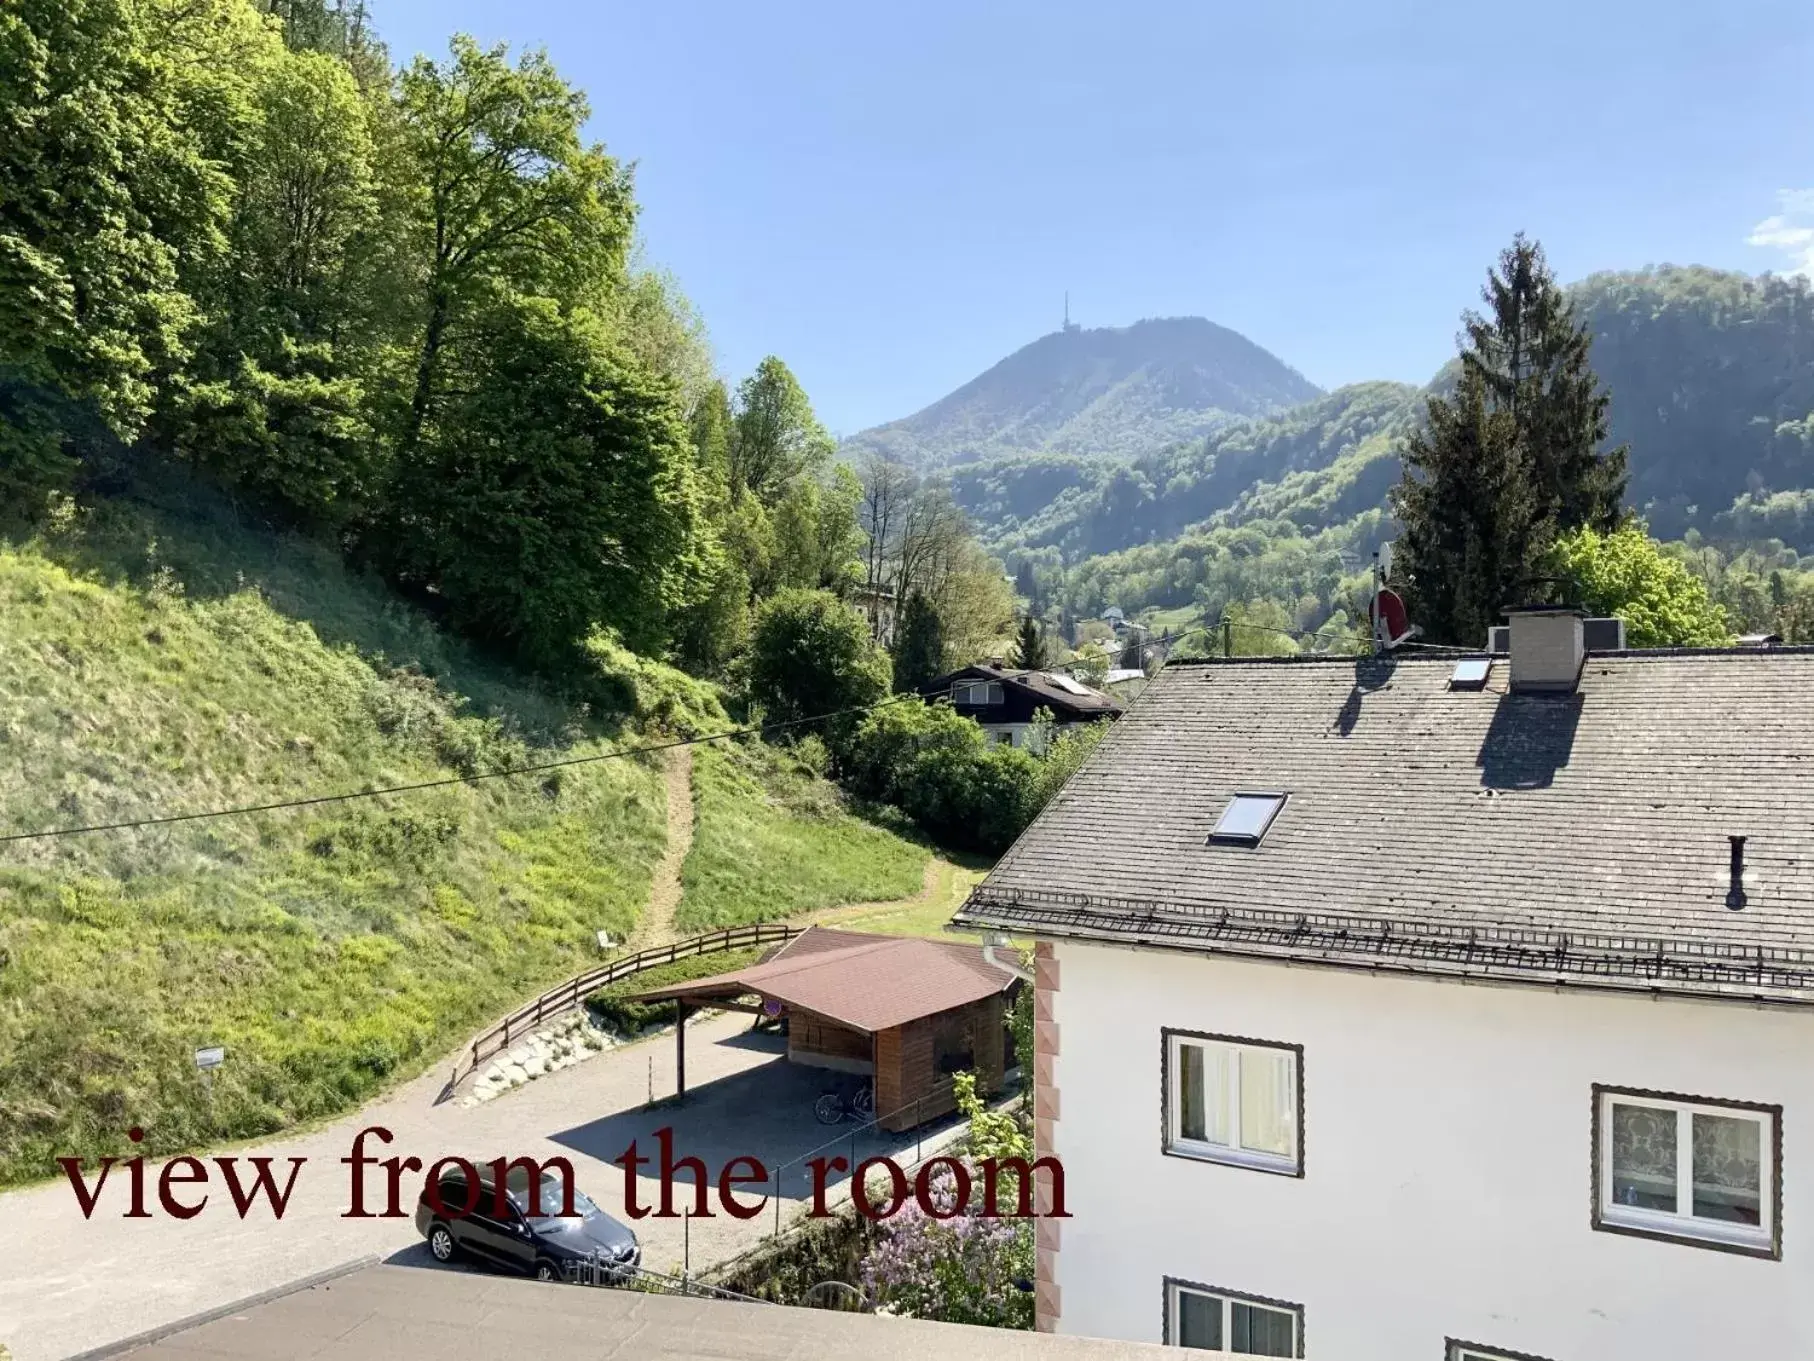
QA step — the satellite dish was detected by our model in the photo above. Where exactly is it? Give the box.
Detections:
[1371,588,1421,650]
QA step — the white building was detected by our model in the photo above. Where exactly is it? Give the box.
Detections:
[956,609,1814,1360]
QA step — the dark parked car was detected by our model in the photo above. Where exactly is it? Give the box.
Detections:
[415,1161,640,1283]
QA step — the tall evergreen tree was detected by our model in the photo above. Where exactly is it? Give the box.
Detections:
[1391,365,1535,646]
[1393,234,1629,644]
[1011,614,1048,670]
[892,590,946,693]
[1462,234,1628,533]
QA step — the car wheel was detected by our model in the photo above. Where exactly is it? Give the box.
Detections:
[535,1259,561,1283]
[428,1224,456,1263]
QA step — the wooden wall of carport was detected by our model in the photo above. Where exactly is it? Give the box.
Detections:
[874,992,1009,1131]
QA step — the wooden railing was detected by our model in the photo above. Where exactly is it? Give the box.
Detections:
[451,922,799,1086]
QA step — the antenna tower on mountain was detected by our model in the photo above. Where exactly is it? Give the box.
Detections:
[1063,291,1079,333]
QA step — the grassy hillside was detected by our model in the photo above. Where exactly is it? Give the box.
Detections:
[0,480,926,1186]
[678,740,927,932]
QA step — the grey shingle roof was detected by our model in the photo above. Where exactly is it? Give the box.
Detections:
[952,650,1814,1005]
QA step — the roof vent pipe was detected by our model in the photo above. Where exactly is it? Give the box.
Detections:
[1727,836,1748,911]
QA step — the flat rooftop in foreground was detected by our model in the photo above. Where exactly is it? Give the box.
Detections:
[86,1262,1173,1360]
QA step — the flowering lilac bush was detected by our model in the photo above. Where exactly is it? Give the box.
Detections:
[857,1162,1034,1329]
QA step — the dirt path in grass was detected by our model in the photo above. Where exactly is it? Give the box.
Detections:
[801,854,952,929]
[630,742,695,950]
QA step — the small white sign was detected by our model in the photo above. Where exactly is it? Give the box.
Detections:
[194,1046,225,1071]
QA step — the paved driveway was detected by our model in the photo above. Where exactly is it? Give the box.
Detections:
[0,1013,961,1361]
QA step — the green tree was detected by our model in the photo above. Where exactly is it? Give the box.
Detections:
[1391,365,1537,646]
[378,300,703,667]
[771,463,863,594]
[389,35,633,463]
[170,47,381,523]
[0,0,228,509]
[748,589,889,757]
[1071,641,1110,687]
[892,590,947,693]
[1393,235,1631,646]
[1462,233,1627,533]
[729,356,832,506]
[1011,615,1048,670]
[1546,525,1730,647]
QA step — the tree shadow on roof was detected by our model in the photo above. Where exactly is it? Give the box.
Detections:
[1475,692,1583,789]
[1333,657,1397,737]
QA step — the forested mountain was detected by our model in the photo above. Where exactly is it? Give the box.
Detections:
[841,316,1321,469]
[942,267,1814,650]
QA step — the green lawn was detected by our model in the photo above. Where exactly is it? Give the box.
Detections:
[676,740,930,932]
[0,486,682,1186]
[1139,603,1204,637]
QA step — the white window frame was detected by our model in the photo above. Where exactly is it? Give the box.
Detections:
[1593,1084,1779,1257]
[955,680,1004,706]
[1163,1279,1302,1356]
[1446,1344,1552,1361]
[1163,1030,1301,1176]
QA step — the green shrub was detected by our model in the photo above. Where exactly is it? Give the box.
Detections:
[747,588,888,759]
[585,946,763,1033]
[842,698,1062,856]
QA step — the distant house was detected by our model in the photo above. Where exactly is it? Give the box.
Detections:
[956,607,1814,1358]
[923,661,1122,752]
[1100,606,1128,634]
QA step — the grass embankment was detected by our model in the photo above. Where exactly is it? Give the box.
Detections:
[676,739,929,932]
[810,858,989,938]
[584,946,765,1033]
[0,488,689,1185]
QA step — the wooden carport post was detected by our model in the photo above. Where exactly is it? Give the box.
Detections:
[675,1000,694,1100]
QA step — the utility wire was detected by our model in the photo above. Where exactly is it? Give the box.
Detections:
[0,692,923,846]
[7,614,1473,847]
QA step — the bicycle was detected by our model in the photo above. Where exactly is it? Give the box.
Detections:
[813,1081,876,1125]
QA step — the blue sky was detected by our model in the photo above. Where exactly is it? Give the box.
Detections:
[375,0,1814,436]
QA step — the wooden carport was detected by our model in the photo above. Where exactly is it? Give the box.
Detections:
[633,926,1021,1130]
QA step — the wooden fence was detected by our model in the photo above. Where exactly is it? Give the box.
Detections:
[450,922,799,1086]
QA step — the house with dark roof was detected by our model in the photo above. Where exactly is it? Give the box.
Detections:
[953,607,1814,1360]
[923,661,1122,752]
[633,926,1021,1130]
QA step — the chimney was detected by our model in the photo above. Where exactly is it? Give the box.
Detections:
[1504,605,1586,693]
[1727,836,1748,910]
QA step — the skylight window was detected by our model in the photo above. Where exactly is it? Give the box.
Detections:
[1449,657,1492,691]
[1209,794,1287,847]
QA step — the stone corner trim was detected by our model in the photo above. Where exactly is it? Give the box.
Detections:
[1033,939,1061,1332]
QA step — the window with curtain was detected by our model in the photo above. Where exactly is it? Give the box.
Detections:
[1166,1279,1300,1356]
[1594,1085,1779,1257]
[1164,1030,1300,1175]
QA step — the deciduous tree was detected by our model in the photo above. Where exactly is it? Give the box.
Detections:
[1546,524,1730,647]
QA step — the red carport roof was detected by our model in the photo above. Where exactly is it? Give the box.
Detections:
[631,926,1018,1033]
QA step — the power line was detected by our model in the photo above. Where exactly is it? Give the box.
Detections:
[0,693,922,847]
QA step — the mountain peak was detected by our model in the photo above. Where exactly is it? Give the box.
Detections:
[843,315,1320,468]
